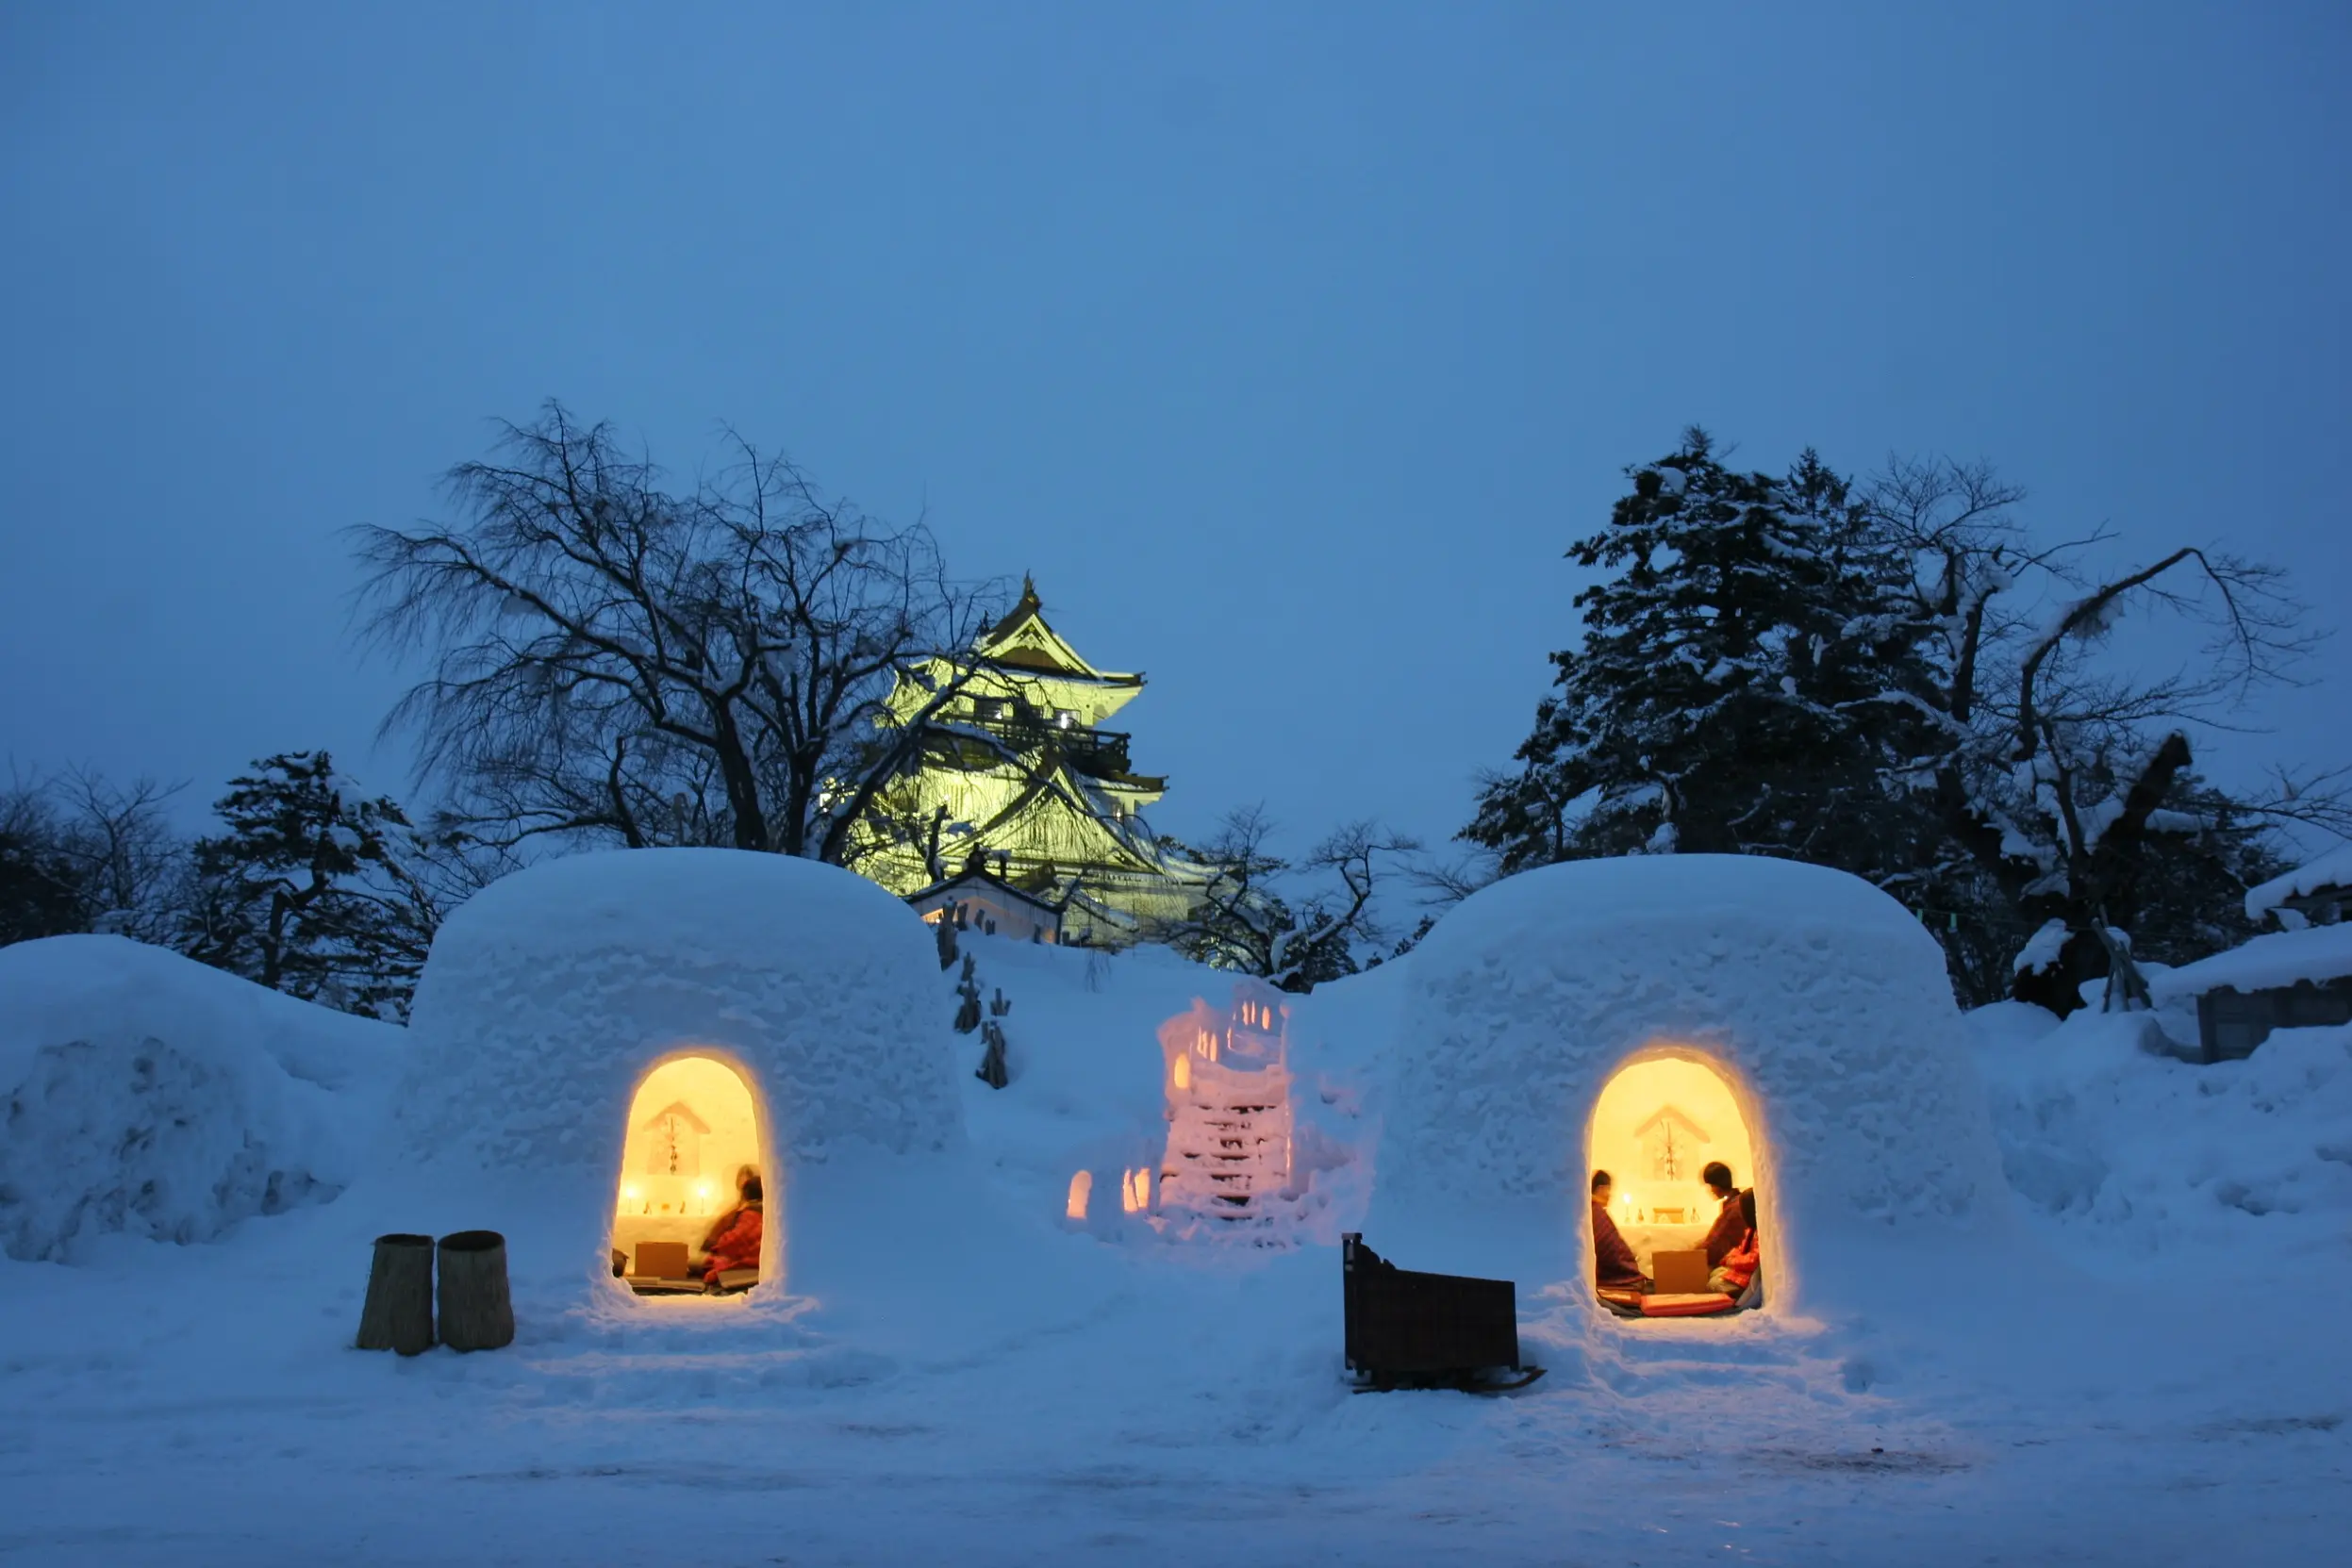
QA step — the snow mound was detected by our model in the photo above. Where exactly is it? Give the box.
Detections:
[404,849,959,1171]
[940,936,1206,1235]
[0,935,399,1262]
[1971,1001,2352,1258]
[1366,855,2008,1309]
[400,849,1057,1337]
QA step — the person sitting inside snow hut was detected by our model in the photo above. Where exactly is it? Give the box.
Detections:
[1706,1188,1759,1298]
[1699,1162,1751,1270]
[694,1165,763,1289]
[1590,1170,1649,1294]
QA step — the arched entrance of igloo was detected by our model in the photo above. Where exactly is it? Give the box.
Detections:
[610,1054,768,1297]
[1584,1051,1766,1317]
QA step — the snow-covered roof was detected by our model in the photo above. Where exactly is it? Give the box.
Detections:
[2148,923,2352,1001]
[905,862,1068,916]
[2243,843,2352,922]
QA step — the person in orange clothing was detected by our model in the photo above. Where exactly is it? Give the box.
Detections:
[1707,1188,1760,1297]
[696,1165,763,1287]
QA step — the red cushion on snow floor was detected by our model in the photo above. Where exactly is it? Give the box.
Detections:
[1640,1292,1738,1317]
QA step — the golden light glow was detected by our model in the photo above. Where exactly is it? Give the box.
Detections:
[1154,988,1295,1226]
[1121,1168,1150,1213]
[1587,1052,1756,1229]
[841,584,1213,943]
[612,1054,763,1286]
[1067,1170,1093,1221]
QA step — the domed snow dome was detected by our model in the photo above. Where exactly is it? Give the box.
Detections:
[1362,854,2009,1312]
[400,849,972,1328]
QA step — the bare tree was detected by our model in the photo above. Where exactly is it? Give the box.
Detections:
[1150,806,1419,990]
[354,404,1005,864]
[1408,844,1501,909]
[0,766,190,947]
[1868,456,2332,1014]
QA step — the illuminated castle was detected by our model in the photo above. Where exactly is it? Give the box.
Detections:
[853,580,1213,945]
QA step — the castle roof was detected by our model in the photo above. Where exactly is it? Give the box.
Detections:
[977,579,1143,688]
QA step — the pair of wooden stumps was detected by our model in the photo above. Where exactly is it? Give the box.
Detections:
[355,1230,515,1356]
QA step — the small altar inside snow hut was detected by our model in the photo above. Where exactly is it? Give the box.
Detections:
[611,1054,763,1273]
[1585,1052,1758,1277]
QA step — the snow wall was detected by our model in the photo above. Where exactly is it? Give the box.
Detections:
[0,935,399,1262]
[400,849,1046,1341]
[1363,856,2011,1314]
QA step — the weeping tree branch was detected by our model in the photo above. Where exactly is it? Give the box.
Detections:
[352,402,1004,863]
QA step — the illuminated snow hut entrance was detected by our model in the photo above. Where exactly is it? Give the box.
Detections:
[1153,983,1297,1235]
[1586,1053,1759,1315]
[611,1055,765,1297]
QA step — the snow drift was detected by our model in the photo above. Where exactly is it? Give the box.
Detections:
[1364,855,2010,1310]
[1972,1000,2352,1260]
[0,934,399,1262]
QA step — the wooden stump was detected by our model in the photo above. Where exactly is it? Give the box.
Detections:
[355,1232,436,1355]
[436,1230,515,1352]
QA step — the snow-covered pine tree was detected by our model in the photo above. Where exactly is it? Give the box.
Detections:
[1466,430,1940,885]
[180,751,439,1020]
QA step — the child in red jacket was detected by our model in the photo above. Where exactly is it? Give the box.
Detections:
[697,1166,764,1286]
[1707,1188,1760,1297]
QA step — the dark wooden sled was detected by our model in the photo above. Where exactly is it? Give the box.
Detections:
[1341,1232,1545,1394]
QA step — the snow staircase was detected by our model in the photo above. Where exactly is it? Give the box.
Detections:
[1158,1058,1295,1231]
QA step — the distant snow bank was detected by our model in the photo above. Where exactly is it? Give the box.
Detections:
[0,936,401,1262]
[1969,999,2352,1258]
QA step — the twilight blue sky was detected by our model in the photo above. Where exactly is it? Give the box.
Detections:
[4,2,2346,858]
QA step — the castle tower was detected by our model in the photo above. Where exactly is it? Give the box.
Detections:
[853,579,1212,944]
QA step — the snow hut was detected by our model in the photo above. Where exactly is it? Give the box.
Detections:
[398,850,974,1328]
[1362,855,2007,1314]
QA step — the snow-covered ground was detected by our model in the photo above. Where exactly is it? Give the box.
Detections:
[3,875,2348,1565]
